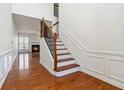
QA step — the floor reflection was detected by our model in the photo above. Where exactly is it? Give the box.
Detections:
[19,53,29,70]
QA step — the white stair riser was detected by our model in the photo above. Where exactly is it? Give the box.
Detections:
[57,50,68,54]
[49,42,63,45]
[58,54,72,59]
[55,67,80,77]
[57,60,75,67]
[57,46,65,49]
[56,42,63,44]
[53,39,60,41]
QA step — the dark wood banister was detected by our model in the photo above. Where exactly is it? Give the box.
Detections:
[53,21,59,26]
[53,33,57,71]
[40,17,58,71]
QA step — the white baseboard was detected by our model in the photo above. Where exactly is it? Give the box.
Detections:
[83,69,124,89]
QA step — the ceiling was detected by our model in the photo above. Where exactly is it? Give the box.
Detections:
[13,13,52,34]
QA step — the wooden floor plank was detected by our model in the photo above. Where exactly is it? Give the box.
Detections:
[1,53,120,90]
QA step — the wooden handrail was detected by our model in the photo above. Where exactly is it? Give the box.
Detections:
[53,21,59,26]
[40,17,58,71]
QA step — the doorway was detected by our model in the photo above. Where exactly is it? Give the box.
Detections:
[19,36,29,53]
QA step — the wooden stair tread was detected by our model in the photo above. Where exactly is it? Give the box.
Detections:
[57,53,71,56]
[50,44,64,46]
[58,57,75,62]
[57,48,68,50]
[49,40,62,42]
[49,42,63,45]
[49,38,60,40]
[51,48,67,50]
[56,64,80,72]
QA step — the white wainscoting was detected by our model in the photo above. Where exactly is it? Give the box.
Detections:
[108,57,124,82]
[86,55,105,75]
[0,49,17,88]
[60,25,124,89]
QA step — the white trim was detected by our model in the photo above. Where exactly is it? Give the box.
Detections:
[108,57,124,63]
[109,75,124,82]
[0,49,13,58]
[87,54,104,59]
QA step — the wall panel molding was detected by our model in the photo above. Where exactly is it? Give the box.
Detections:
[108,57,124,82]
[0,49,18,89]
[60,27,124,89]
[86,55,105,75]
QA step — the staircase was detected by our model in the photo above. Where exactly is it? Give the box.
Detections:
[40,18,80,77]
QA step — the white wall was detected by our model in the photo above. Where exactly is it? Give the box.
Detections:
[60,3,124,53]
[95,4,124,52]
[12,3,54,21]
[0,4,18,53]
[40,38,54,75]
[59,3,124,89]
[12,17,18,51]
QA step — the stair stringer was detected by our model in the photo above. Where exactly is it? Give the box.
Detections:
[40,38,55,75]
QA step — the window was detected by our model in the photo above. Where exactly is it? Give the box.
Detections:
[19,36,29,50]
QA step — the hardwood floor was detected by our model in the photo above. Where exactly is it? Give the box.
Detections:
[1,53,120,90]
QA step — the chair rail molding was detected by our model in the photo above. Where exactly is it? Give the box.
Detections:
[60,24,124,89]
